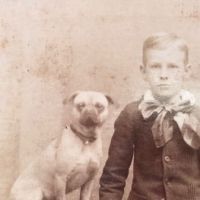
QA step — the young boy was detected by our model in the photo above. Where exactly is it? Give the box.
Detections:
[99,32,200,200]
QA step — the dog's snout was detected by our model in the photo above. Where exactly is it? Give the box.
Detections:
[82,117,98,127]
[80,110,99,127]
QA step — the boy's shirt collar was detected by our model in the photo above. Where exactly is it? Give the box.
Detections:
[142,89,195,106]
[139,90,200,149]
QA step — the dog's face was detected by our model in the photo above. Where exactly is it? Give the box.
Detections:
[68,91,113,128]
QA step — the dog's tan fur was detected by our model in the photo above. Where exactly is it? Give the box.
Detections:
[10,91,113,200]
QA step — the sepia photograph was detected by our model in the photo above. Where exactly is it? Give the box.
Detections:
[1,0,200,199]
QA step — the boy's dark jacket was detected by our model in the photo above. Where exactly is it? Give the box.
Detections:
[99,101,200,200]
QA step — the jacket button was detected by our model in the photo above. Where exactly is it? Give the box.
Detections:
[165,178,170,185]
[164,155,170,162]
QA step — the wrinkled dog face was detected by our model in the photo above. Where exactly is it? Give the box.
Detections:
[69,91,113,128]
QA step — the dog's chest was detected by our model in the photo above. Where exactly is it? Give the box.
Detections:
[65,146,100,192]
[56,130,102,192]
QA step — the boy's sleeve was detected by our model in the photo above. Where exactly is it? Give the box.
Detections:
[99,104,136,200]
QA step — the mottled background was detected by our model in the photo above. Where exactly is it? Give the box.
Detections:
[1,0,200,199]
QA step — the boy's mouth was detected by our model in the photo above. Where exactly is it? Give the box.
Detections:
[158,84,170,87]
[157,84,171,90]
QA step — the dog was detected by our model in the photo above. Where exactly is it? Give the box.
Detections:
[10,91,114,200]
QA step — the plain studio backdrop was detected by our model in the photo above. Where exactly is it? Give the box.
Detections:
[1,0,200,199]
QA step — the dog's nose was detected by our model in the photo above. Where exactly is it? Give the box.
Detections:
[80,111,99,127]
[81,117,98,127]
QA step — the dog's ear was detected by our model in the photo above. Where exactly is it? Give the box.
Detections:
[104,94,114,105]
[63,91,80,105]
[104,94,120,108]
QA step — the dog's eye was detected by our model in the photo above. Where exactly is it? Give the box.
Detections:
[76,103,85,110]
[95,103,104,111]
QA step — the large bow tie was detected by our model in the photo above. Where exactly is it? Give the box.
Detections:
[138,90,200,149]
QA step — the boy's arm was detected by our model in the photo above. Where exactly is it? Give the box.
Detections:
[99,104,136,200]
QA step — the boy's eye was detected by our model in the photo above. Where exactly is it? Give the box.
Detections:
[168,64,178,69]
[150,64,161,69]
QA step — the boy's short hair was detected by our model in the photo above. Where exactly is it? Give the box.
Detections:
[143,32,189,65]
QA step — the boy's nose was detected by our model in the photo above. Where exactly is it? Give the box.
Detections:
[160,66,168,80]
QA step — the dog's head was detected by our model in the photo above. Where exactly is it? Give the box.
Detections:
[65,91,114,128]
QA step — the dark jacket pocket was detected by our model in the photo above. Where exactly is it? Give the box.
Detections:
[128,191,147,200]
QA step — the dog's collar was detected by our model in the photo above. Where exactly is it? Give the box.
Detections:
[69,124,97,145]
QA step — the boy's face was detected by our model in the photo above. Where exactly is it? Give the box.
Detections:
[141,46,190,102]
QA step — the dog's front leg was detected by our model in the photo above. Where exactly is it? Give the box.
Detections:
[54,174,67,200]
[80,178,95,200]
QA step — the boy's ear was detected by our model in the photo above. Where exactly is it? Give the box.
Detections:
[140,64,147,81]
[184,64,192,80]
